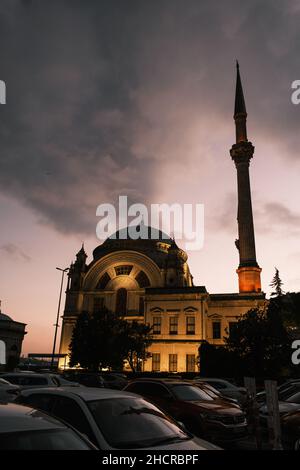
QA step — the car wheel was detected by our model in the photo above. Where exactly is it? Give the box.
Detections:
[294,439,300,451]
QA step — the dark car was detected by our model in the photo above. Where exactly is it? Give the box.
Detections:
[193,378,247,405]
[0,402,96,450]
[17,386,220,450]
[101,373,128,390]
[124,379,247,444]
[281,410,300,450]
[65,372,105,388]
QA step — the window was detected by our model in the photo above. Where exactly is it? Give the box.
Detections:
[228,322,236,337]
[169,354,177,372]
[152,353,160,372]
[96,272,111,289]
[93,297,104,314]
[186,354,195,373]
[186,317,195,335]
[212,321,221,339]
[169,317,178,335]
[126,382,172,399]
[20,393,56,414]
[135,270,150,288]
[139,297,144,314]
[87,397,187,449]
[115,288,127,315]
[152,317,161,334]
[52,396,95,445]
[115,265,133,276]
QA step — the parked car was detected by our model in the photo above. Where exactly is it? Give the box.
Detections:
[124,379,247,444]
[1,373,79,390]
[259,392,300,428]
[257,380,300,403]
[192,382,238,405]
[0,378,20,402]
[0,402,96,450]
[17,386,220,450]
[64,372,105,388]
[281,409,300,450]
[193,378,247,405]
[101,373,127,390]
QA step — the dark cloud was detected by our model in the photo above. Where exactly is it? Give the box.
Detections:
[0,0,299,235]
[0,243,31,262]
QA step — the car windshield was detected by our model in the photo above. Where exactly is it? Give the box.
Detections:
[0,429,92,450]
[286,392,300,404]
[171,384,214,401]
[279,386,300,401]
[88,397,190,449]
[0,378,11,386]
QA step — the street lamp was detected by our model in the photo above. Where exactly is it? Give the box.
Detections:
[51,267,69,370]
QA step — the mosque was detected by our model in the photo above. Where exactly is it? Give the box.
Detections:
[58,64,265,372]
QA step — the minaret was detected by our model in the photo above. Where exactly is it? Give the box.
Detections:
[230,62,262,293]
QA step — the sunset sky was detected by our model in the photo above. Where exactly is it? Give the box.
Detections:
[0,0,300,355]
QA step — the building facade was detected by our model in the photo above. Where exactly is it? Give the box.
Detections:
[58,65,266,372]
[0,305,27,370]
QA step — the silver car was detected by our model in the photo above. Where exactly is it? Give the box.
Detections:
[18,386,221,450]
[0,402,96,450]
[2,372,80,390]
[0,378,20,402]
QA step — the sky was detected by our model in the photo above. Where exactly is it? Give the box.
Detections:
[0,0,300,355]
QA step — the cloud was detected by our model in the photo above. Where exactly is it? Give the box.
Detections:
[256,202,300,236]
[0,243,31,262]
[0,0,299,238]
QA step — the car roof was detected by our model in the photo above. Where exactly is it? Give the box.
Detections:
[20,386,140,402]
[0,403,66,433]
[127,378,194,386]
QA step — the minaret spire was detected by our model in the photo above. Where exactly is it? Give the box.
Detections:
[230,62,262,293]
[234,61,248,143]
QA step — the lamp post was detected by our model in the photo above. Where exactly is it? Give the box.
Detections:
[51,267,69,370]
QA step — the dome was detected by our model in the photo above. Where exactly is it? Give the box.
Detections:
[92,225,175,269]
[0,312,13,321]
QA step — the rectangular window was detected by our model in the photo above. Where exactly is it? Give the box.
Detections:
[169,317,178,335]
[186,354,196,372]
[212,321,221,339]
[93,297,104,314]
[186,317,195,335]
[152,317,161,334]
[228,322,236,337]
[169,354,177,372]
[139,297,144,315]
[152,353,160,372]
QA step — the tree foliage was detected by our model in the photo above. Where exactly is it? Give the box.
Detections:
[69,308,152,372]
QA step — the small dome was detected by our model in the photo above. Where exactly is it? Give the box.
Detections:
[0,312,13,321]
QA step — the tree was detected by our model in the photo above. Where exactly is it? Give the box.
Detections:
[270,268,285,298]
[69,308,152,372]
[224,302,290,378]
[121,321,153,372]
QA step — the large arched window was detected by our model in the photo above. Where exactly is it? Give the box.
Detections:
[115,288,127,316]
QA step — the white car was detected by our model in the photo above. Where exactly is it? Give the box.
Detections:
[0,378,20,402]
[0,402,96,450]
[18,386,221,450]
[1,373,80,390]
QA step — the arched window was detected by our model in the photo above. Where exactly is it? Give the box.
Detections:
[0,340,6,365]
[115,288,127,316]
[135,270,150,288]
[96,272,111,289]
